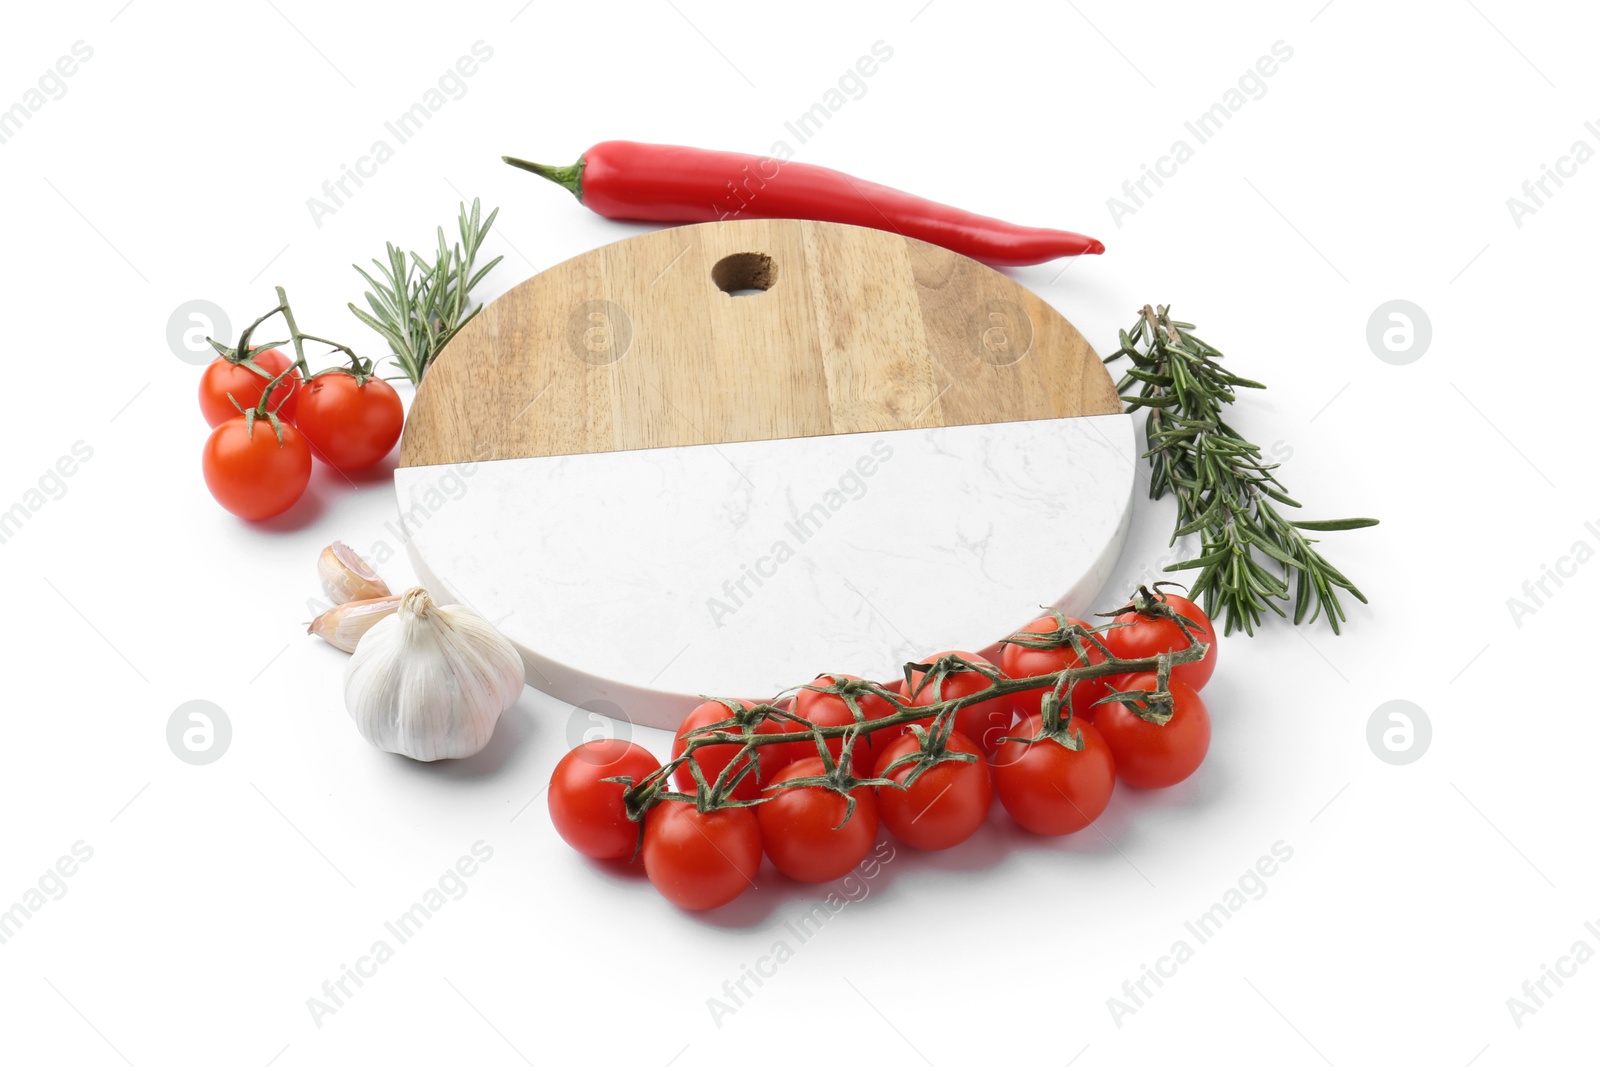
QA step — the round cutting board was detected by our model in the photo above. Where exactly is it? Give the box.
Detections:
[398,218,1135,730]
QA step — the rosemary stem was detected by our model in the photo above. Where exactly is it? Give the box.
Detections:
[1106,304,1375,635]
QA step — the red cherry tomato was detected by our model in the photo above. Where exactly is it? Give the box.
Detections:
[873,730,993,850]
[1103,591,1217,691]
[1094,675,1211,789]
[642,801,762,910]
[908,652,1014,754]
[1001,615,1114,723]
[547,740,660,860]
[671,699,788,801]
[198,348,299,427]
[757,757,879,883]
[201,415,312,520]
[294,372,405,471]
[991,714,1116,835]
[784,674,897,773]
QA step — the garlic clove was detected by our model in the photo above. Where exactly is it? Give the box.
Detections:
[308,595,401,653]
[344,586,526,762]
[319,541,390,604]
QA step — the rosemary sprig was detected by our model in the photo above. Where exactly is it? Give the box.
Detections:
[348,198,503,386]
[1107,304,1378,636]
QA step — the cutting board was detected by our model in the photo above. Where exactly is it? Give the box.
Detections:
[397,219,1135,730]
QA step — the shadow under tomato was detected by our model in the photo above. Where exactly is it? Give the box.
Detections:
[308,448,400,488]
[249,483,327,533]
[1104,762,1224,821]
[579,852,651,884]
[682,815,1017,930]
[684,862,844,930]
[651,752,1230,924]
[884,809,1014,874]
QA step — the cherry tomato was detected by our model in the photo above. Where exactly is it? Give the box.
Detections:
[908,651,1014,754]
[873,730,993,850]
[1103,591,1217,691]
[198,348,299,427]
[784,674,897,773]
[642,801,762,910]
[294,372,405,471]
[991,714,1116,835]
[547,740,660,860]
[1094,675,1211,789]
[671,699,789,801]
[201,415,312,520]
[757,757,879,883]
[1002,615,1114,723]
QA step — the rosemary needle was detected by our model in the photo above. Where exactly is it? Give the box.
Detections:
[348,198,503,386]
[1106,304,1378,636]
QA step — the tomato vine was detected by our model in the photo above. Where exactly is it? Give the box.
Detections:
[611,587,1211,827]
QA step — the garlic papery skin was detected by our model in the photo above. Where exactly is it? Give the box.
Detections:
[308,595,401,653]
[344,587,525,761]
[319,541,391,604]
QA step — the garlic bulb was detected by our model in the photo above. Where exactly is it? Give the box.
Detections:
[344,587,525,761]
[319,542,390,604]
[308,595,401,653]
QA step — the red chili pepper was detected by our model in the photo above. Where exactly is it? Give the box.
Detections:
[503,141,1104,267]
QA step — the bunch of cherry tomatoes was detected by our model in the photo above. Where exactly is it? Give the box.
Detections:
[199,289,404,520]
[549,588,1218,911]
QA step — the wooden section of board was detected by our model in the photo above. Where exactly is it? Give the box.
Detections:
[399,219,1120,467]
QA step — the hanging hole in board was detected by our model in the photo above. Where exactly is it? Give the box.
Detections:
[712,252,776,296]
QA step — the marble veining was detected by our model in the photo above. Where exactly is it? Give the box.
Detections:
[399,414,1137,730]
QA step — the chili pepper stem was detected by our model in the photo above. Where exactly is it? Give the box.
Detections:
[502,155,585,200]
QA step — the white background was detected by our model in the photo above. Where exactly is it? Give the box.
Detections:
[2,1,1595,1064]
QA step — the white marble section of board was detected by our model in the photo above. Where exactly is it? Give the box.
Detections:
[398,413,1136,731]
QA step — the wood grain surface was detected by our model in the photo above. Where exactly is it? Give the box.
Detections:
[399,219,1121,467]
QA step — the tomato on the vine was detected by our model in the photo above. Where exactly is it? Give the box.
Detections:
[642,801,762,910]
[1002,615,1114,723]
[874,730,993,850]
[295,372,405,471]
[784,674,897,773]
[671,699,789,801]
[201,414,312,520]
[991,715,1116,835]
[757,757,879,883]
[1103,590,1217,690]
[907,652,1014,754]
[548,739,660,860]
[1095,675,1211,789]
[199,348,299,427]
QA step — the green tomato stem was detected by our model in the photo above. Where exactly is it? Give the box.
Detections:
[624,591,1210,819]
